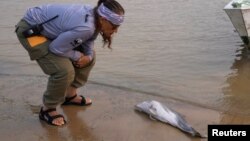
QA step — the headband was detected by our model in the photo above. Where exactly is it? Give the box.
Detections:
[97,3,124,25]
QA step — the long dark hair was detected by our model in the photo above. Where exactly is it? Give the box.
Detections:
[94,0,125,49]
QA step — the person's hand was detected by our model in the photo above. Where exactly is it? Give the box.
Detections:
[73,54,90,68]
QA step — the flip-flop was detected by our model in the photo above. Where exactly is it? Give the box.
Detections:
[62,94,92,106]
[39,107,66,126]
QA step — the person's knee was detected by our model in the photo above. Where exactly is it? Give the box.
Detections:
[84,53,96,68]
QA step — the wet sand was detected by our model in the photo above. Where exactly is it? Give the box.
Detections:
[1,74,250,141]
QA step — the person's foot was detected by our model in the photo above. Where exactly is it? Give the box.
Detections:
[62,94,92,106]
[39,107,66,126]
[69,95,92,104]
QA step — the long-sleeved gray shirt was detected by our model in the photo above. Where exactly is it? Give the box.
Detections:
[23,4,98,61]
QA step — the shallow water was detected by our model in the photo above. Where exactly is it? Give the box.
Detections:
[1,0,250,115]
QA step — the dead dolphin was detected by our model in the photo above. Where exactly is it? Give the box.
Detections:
[135,100,206,138]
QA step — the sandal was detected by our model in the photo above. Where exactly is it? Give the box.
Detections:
[39,107,66,126]
[62,94,92,106]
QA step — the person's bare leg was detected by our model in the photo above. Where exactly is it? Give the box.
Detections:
[65,86,92,104]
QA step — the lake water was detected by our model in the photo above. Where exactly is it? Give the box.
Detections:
[1,0,250,115]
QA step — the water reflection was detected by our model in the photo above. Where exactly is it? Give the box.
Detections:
[222,45,250,116]
[62,106,99,141]
[38,107,98,141]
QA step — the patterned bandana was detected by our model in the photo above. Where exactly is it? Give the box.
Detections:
[97,3,124,25]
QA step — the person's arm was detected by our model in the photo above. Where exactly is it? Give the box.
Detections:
[49,28,93,61]
[73,38,95,68]
[81,39,94,60]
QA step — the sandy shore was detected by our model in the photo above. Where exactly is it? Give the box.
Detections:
[2,72,248,141]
